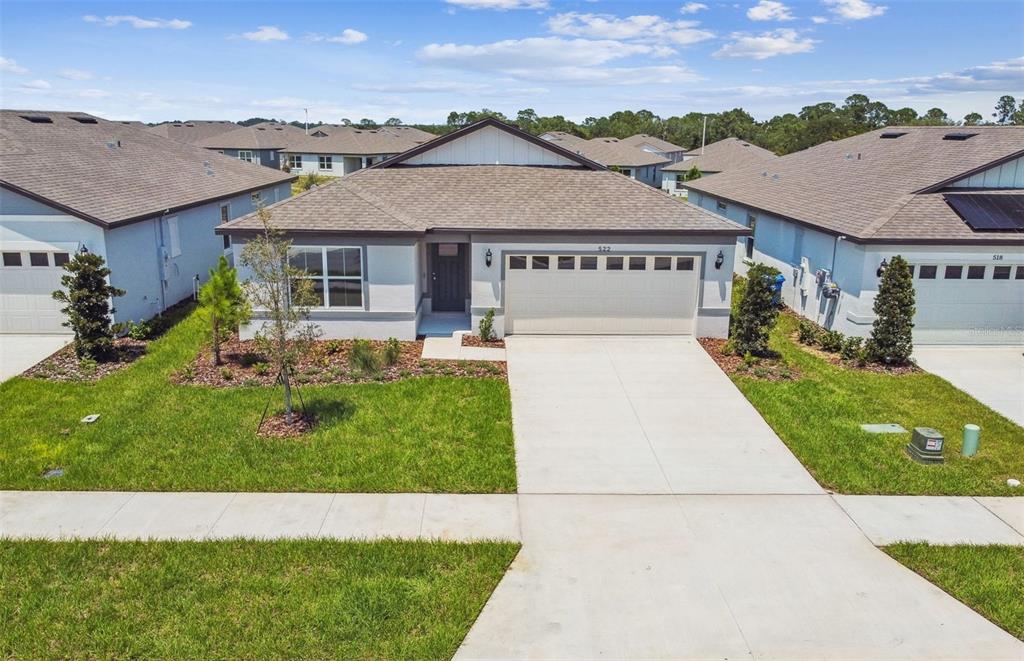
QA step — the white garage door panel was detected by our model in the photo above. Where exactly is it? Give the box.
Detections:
[911,265,1024,345]
[505,254,700,335]
[0,267,69,334]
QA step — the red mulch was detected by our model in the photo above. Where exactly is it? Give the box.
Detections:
[789,332,920,375]
[698,337,802,382]
[461,335,506,349]
[174,335,507,387]
[22,338,147,383]
[257,412,317,439]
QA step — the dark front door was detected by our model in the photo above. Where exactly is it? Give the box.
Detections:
[431,243,467,312]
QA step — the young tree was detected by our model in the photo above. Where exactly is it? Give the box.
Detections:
[52,250,125,361]
[198,255,250,365]
[730,263,781,357]
[684,165,702,182]
[866,255,915,365]
[240,207,322,425]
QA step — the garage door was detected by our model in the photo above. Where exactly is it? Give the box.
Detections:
[504,254,701,335]
[0,249,72,334]
[909,262,1024,345]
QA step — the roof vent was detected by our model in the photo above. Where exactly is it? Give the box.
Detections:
[943,132,978,141]
[880,131,907,139]
[256,127,266,131]
[20,115,52,124]
[70,116,98,124]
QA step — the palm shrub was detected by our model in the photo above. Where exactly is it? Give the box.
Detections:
[730,263,781,357]
[382,337,401,366]
[348,339,380,376]
[52,251,125,360]
[479,308,495,341]
[198,256,251,365]
[866,255,915,364]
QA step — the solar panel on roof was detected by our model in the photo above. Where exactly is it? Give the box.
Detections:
[944,193,1024,232]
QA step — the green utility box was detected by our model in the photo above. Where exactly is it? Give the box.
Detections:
[907,427,945,464]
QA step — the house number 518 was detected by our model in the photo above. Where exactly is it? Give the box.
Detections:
[597,246,612,252]
[993,254,1003,260]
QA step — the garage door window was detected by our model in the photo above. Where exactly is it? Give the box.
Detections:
[509,256,527,269]
[532,256,549,270]
[944,265,963,279]
[676,257,694,271]
[919,265,937,279]
[2,252,22,267]
[606,256,623,270]
[29,252,49,267]
[992,266,1011,280]
[580,256,598,270]
[629,256,647,270]
[967,265,985,280]
[53,252,70,267]
[558,256,575,270]
[1017,266,1024,280]
[654,256,672,271]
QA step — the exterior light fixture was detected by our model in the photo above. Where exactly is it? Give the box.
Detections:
[715,250,724,269]
[79,244,89,254]
[877,258,888,277]
[485,249,493,267]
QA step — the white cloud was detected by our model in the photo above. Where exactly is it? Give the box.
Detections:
[307,28,367,44]
[713,29,816,59]
[747,1,794,21]
[823,0,886,20]
[679,2,708,14]
[900,56,1024,94]
[242,26,289,42]
[20,79,51,90]
[547,12,714,46]
[445,0,548,9]
[58,68,94,80]
[0,56,28,74]
[83,15,191,29]
[810,15,829,23]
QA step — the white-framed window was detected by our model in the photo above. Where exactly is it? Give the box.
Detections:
[716,201,728,212]
[251,191,261,206]
[319,155,333,170]
[2,252,23,267]
[220,204,230,223]
[238,150,254,163]
[287,154,303,170]
[746,213,757,259]
[287,246,363,308]
[166,216,181,258]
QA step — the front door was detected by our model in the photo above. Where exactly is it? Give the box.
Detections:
[431,243,467,312]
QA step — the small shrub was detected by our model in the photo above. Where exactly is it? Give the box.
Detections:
[252,362,270,376]
[797,320,819,345]
[819,330,844,353]
[78,357,98,375]
[479,309,496,342]
[219,366,234,381]
[348,339,380,376]
[382,337,401,366]
[398,369,412,378]
[242,378,260,387]
[866,254,915,365]
[126,319,150,341]
[753,366,770,379]
[324,340,346,355]
[180,365,195,381]
[53,251,125,361]
[840,336,864,361]
[730,264,780,356]
[742,352,759,369]
[294,373,312,384]
[327,366,345,380]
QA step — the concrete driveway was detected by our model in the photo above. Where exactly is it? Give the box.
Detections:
[914,345,1024,426]
[0,334,70,381]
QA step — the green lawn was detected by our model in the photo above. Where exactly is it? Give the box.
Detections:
[884,543,1024,639]
[729,314,1024,495]
[0,539,519,660]
[0,311,516,492]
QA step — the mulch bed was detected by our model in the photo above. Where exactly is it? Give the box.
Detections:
[257,412,317,439]
[698,337,802,382]
[174,336,507,388]
[461,335,506,349]
[22,338,148,383]
[789,332,920,375]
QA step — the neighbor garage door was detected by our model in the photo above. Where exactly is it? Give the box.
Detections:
[504,253,701,335]
[0,248,73,334]
[909,262,1024,344]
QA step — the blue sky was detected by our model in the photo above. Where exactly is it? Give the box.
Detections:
[0,0,1021,124]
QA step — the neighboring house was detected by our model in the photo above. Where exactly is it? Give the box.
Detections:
[196,122,307,170]
[686,126,1024,345]
[662,138,778,197]
[540,132,669,187]
[0,110,295,334]
[147,120,238,144]
[281,126,437,177]
[619,134,688,163]
[219,118,748,340]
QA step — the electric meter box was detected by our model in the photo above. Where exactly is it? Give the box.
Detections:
[906,427,945,464]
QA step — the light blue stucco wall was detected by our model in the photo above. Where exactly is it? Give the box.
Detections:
[0,189,108,260]
[210,147,283,171]
[950,155,1024,188]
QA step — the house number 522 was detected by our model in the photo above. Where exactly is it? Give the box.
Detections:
[597,246,612,252]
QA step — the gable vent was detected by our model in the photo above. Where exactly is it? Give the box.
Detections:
[943,132,978,141]
[69,116,98,124]
[19,115,52,124]
[880,131,907,139]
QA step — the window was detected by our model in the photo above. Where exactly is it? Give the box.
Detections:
[288,246,363,308]
[580,256,598,270]
[532,256,549,270]
[676,257,694,271]
[220,204,230,223]
[53,252,70,267]
[606,256,623,270]
[746,214,757,259]
[620,168,633,178]
[238,150,254,163]
[967,265,985,280]
[919,265,937,279]
[716,201,728,212]
[558,256,575,270]
[2,252,22,266]
[993,266,1011,280]
[908,265,915,277]
[654,256,672,271]
[509,256,527,270]
[319,155,333,170]
[287,154,303,170]
[944,265,963,279]
[1017,266,1024,280]
[166,216,181,258]
[29,252,49,266]
[629,256,647,270]
[251,191,261,206]
[223,235,231,250]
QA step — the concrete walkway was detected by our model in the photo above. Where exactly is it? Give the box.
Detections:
[0,334,70,381]
[421,335,506,362]
[835,495,1024,545]
[914,345,1024,426]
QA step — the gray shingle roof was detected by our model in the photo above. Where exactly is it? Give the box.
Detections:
[196,122,308,150]
[0,110,295,226]
[147,120,238,144]
[219,165,748,236]
[619,134,686,153]
[281,125,436,156]
[664,138,777,173]
[685,126,1024,243]
[541,132,669,168]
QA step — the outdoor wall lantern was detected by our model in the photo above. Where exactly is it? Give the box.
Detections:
[877,258,888,277]
[79,244,89,254]
[485,249,493,267]
[714,250,724,269]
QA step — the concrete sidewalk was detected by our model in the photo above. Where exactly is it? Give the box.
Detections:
[0,491,520,541]
[421,335,506,361]
[0,334,70,381]
[834,495,1024,545]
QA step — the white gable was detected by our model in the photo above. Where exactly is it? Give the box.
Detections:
[949,155,1024,188]
[403,125,579,167]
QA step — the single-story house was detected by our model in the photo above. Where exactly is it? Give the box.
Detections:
[196,122,307,169]
[619,134,688,163]
[280,126,436,177]
[0,110,295,333]
[662,138,778,197]
[147,120,238,144]
[218,118,749,340]
[686,126,1024,345]
[540,131,669,187]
